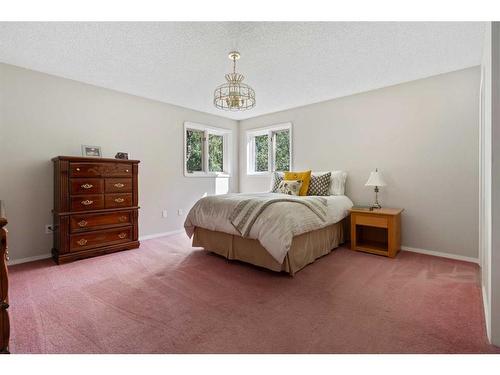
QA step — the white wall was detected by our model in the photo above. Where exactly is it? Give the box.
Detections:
[0,63,238,262]
[480,22,492,343]
[239,67,480,260]
[489,22,500,346]
[479,21,500,347]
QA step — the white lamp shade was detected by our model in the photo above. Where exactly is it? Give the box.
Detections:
[365,170,387,187]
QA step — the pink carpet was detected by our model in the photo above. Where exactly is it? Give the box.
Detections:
[8,233,499,353]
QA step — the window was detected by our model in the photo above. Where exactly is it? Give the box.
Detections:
[208,134,224,172]
[184,122,231,177]
[247,123,292,175]
[186,129,203,172]
[254,134,269,172]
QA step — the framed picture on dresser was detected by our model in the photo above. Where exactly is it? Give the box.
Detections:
[81,145,102,157]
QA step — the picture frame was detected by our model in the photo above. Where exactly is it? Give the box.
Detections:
[81,145,102,158]
[115,152,130,160]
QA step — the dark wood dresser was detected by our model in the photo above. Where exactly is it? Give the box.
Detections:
[52,156,140,264]
[0,200,9,354]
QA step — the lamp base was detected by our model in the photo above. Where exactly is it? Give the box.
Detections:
[370,186,382,210]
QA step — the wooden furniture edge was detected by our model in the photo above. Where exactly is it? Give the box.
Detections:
[53,206,140,216]
[51,156,140,163]
[0,201,10,354]
[349,208,404,216]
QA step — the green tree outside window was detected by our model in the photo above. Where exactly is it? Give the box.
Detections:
[209,134,224,172]
[255,134,269,172]
[186,129,203,172]
[274,130,290,171]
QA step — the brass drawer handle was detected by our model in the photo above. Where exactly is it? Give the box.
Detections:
[114,198,125,203]
[77,238,88,246]
[118,215,128,222]
[114,183,125,188]
[118,233,127,239]
[77,220,88,227]
[81,200,94,206]
[81,183,93,189]
[76,168,81,171]
[125,169,129,173]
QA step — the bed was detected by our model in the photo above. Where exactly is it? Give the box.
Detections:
[184,192,353,275]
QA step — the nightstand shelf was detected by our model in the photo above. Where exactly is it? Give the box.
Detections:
[350,208,403,258]
[356,240,388,254]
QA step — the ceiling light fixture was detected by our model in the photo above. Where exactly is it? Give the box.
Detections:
[214,51,256,111]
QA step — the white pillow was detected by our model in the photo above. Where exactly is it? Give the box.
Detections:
[312,170,347,195]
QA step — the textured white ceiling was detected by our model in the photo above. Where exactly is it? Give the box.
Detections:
[0,22,485,120]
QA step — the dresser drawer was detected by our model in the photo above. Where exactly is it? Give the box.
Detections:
[354,214,388,228]
[70,194,105,211]
[70,178,104,195]
[70,211,132,232]
[105,178,133,193]
[105,193,132,208]
[70,227,132,252]
[70,162,133,178]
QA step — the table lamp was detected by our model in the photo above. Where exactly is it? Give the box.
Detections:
[365,168,386,209]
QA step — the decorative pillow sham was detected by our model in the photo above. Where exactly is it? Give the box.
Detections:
[329,170,347,195]
[271,172,284,192]
[312,170,347,195]
[277,179,303,196]
[284,170,312,196]
[307,172,332,196]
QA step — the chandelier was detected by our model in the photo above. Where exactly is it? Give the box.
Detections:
[214,51,256,111]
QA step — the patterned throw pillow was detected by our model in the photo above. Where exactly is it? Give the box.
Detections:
[271,172,284,192]
[284,170,312,196]
[277,180,303,196]
[307,172,332,196]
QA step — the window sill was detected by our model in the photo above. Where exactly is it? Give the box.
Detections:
[247,172,272,177]
[184,172,231,178]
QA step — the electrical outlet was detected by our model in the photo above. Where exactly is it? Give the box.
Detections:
[177,209,184,216]
[162,210,168,218]
[45,224,54,234]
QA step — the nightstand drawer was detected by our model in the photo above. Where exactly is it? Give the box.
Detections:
[355,214,388,228]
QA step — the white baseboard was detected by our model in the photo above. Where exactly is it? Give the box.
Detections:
[482,285,492,342]
[8,253,52,265]
[401,245,479,264]
[139,229,185,241]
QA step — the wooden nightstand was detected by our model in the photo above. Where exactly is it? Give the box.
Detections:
[350,207,404,258]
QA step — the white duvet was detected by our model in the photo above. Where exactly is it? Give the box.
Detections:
[184,193,353,264]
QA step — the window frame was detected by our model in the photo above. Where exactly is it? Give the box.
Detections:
[184,122,231,178]
[246,122,293,176]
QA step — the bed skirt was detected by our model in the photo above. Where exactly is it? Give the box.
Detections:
[192,219,347,276]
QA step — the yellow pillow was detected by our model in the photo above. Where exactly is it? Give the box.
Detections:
[284,170,312,196]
